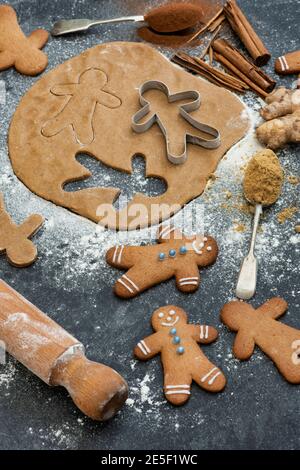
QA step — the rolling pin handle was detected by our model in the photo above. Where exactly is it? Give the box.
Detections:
[50,352,128,421]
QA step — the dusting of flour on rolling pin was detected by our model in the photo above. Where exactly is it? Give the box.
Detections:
[243,149,284,206]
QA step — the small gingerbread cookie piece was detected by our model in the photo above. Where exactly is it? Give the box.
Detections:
[0,193,44,267]
[134,305,226,405]
[106,225,218,298]
[221,297,300,384]
[275,51,300,75]
[0,5,49,76]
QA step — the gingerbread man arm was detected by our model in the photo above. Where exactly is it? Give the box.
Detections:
[27,29,49,50]
[257,297,288,319]
[233,330,256,360]
[42,106,75,138]
[106,245,138,270]
[220,300,246,331]
[5,239,38,267]
[175,263,200,293]
[134,332,162,361]
[96,90,121,108]
[188,325,218,344]
[107,244,174,298]
[51,84,78,96]
[18,214,44,238]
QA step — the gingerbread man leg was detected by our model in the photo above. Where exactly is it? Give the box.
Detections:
[106,245,135,270]
[0,51,14,71]
[192,359,226,393]
[164,370,193,405]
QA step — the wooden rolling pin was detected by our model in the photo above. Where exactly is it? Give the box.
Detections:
[0,280,128,421]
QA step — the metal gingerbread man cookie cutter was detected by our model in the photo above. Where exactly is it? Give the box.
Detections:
[131,80,221,165]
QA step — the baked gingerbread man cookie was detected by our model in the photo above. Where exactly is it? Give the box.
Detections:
[106,225,218,298]
[134,305,226,405]
[221,297,300,384]
[0,5,49,76]
[0,193,44,267]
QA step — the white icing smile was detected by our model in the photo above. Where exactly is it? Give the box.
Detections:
[161,316,179,327]
[192,240,204,254]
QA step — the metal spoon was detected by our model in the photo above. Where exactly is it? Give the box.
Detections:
[51,16,144,36]
[235,202,263,300]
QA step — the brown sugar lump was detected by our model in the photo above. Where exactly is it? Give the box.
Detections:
[144,3,205,33]
[243,149,284,206]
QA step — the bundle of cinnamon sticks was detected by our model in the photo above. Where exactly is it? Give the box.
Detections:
[212,39,275,98]
[172,52,249,93]
[224,0,270,66]
[173,0,275,98]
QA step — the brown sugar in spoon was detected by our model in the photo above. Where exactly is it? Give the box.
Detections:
[51,3,204,36]
[236,149,284,300]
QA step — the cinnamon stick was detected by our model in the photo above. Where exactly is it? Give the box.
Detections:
[171,52,248,93]
[208,13,226,32]
[185,7,224,45]
[213,39,276,92]
[224,0,271,66]
[213,51,268,98]
[209,46,214,65]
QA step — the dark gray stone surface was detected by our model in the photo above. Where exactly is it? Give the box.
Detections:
[0,0,299,450]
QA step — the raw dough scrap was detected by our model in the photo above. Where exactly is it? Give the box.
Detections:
[9,42,249,230]
[0,193,44,267]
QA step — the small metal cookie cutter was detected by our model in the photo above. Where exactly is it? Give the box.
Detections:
[131,80,221,165]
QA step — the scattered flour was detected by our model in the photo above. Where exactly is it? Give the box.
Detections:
[0,360,16,388]
[0,8,298,447]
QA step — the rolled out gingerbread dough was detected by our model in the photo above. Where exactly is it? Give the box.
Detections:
[9,42,249,230]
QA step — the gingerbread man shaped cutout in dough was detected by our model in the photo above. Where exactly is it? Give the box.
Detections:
[42,68,122,144]
[106,225,218,298]
[0,5,49,76]
[134,305,226,405]
[221,297,300,384]
[0,193,44,267]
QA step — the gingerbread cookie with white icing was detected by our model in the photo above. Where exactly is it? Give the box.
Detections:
[106,225,218,298]
[134,305,226,405]
[221,297,300,384]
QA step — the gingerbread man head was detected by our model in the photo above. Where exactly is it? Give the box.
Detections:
[158,226,218,267]
[221,301,257,331]
[151,305,187,332]
[184,233,218,266]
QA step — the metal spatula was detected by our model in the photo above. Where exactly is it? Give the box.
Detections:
[51,16,144,36]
